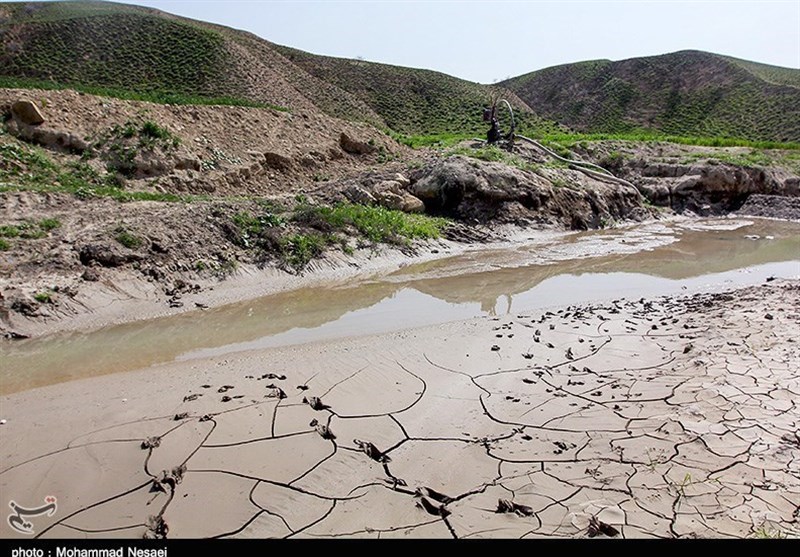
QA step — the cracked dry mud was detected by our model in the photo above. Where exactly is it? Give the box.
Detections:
[1,281,798,539]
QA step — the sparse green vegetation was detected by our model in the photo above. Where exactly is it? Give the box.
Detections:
[540,131,800,151]
[504,51,800,143]
[230,210,286,248]
[676,149,800,173]
[38,218,61,232]
[114,227,142,249]
[0,3,266,109]
[90,119,180,176]
[752,526,787,539]
[280,233,330,271]
[0,225,20,238]
[0,238,9,251]
[0,135,201,202]
[293,202,449,245]
[444,144,566,174]
[389,132,476,149]
[0,77,277,109]
[225,202,449,272]
[33,291,52,304]
[0,218,61,241]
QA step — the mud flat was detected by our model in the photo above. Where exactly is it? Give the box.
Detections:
[1,279,798,539]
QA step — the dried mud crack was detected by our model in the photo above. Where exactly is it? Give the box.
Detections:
[0,281,798,539]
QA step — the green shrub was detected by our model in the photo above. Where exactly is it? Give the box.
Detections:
[280,233,329,271]
[293,203,448,245]
[0,225,20,238]
[34,291,52,303]
[38,218,61,232]
[114,227,142,249]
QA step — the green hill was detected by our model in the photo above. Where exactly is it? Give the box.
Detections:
[2,3,798,142]
[0,1,546,136]
[502,50,800,142]
[271,45,552,136]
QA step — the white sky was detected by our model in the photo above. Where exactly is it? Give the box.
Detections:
[19,1,800,83]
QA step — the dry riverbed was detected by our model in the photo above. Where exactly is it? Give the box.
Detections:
[1,279,798,539]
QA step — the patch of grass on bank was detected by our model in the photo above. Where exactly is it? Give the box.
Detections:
[294,202,448,245]
[227,202,449,272]
[676,149,800,173]
[0,138,197,202]
[0,218,61,241]
[389,131,476,149]
[280,233,330,271]
[230,210,286,248]
[445,144,567,173]
[114,227,143,249]
[0,238,9,251]
[539,130,800,151]
[33,291,52,304]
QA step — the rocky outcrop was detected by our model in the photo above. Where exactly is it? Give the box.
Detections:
[616,156,798,215]
[736,194,800,220]
[78,244,142,268]
[263,152,294,171]
[409,156,648,228]
[6,118,89,153]
[339,132,376,155]
[11,99,45,125]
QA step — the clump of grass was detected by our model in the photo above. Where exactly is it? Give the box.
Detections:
[294,202,448,245]
[753,526,787,539]
[599,151,626,171]
[0,238,9,251]
[38,218,61,232]
[92,119,181,176]
[114,227,142,249]
[279,233,330,271]
[230,210,286,248]
[33,291,52,303]
[0,225,20,238]
[0,219,61,240]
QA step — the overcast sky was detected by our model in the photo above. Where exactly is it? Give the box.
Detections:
[32,1,800,83]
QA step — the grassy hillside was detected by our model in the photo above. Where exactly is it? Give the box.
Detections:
[0,1,382,118]
[722,55,800,89]
[2,3,798,143]
[0,2,247,103]
[0,1,549,136]
[502,50,800,142]
[272,45,556,137]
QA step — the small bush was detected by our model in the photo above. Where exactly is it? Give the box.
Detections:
[0,225,20,238]
[0,238,9,251]
[293,203,448,245]
[280,233,329,271]
[39,218,61,232]
[34,291,51,303]
[115,227,142,249]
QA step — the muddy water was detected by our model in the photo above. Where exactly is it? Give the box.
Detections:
[2,217,799,394]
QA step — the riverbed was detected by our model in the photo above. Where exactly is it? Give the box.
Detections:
[2,216,798,394]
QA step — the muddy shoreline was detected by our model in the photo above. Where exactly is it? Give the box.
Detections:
[1,279,797,539]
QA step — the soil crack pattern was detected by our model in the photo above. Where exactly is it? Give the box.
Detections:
[0,282,798,538]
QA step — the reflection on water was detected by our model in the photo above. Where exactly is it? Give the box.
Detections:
[2,218,799,394]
